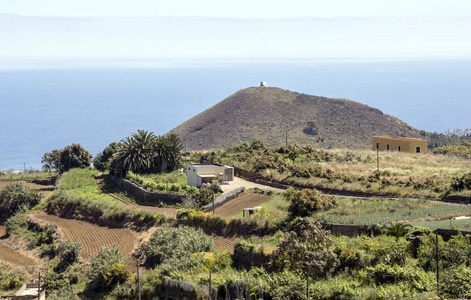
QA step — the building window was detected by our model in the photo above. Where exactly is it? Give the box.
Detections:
[386,144,390,151]
[376,142,379,149]
[416,146,421,153]
[398,146,401,152]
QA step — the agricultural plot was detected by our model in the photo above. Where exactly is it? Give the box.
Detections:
[33,212,138,260]
[96,176,177,218]
[0,244,37,267]
[214,192,271,217]
[212,236,235,253]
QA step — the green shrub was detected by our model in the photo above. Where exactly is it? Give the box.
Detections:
[42,271,69,292]
[0,182,42,221]
[440,264,471,299]
[86,246,126,292]
[418,233,471,271]
[142,226,212,268]
[102,263,130,291]
[55,239,82,271]
[287,189,337,218]
[451,172,471,191]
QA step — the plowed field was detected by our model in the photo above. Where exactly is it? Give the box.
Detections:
[212,236,236,253]
[214,192,271,217]
[0,244,36,267]
[33,212,137,260]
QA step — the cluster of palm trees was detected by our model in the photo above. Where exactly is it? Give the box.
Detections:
[110,130,183,176]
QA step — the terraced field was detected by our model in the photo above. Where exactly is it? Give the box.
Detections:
[95,177,178,219]
[212,236,236,253]
[33,212,138,260]
[214,192,271,217]
[0,244,36,267]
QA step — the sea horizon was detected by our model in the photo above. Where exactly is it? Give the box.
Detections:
[1,57,470,170]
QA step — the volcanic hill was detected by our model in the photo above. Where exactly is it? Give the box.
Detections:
[169,87,424,150]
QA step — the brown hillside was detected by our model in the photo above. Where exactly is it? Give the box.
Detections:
[169,87,423,150]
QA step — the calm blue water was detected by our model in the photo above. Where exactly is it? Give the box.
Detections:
[1,58,470,170]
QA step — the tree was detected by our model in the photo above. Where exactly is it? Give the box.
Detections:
[92,142,119,171]
[303,120,319,136]
[153,134,183,172]
[42,144,92,173]
[387,222,411,241]
[113,130,157,174]
[60,143,92,172]
[41,149,62,172]
[272,218,338,277]
[111,130,183,175]
[0,182,42,221]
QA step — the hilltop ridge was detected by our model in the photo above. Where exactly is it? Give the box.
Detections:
[169,87,424,150]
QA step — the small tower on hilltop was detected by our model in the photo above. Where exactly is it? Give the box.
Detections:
[260,81,268,87]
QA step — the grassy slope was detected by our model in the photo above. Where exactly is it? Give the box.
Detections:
[170,87,424,150]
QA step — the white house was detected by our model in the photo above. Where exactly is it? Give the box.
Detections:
[186,164,234,187]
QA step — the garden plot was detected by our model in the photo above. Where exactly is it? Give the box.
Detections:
[212,236,236,253]
[32,212,138,260]
[214,192,271,217]
[0,244,37,267]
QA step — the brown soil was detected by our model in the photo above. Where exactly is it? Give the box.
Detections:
[214,192,271,217]
[0,225,5,238]
[96,176,177,219]
[32,212,138,260]
[212,236,236,253]
[0,244,37,267]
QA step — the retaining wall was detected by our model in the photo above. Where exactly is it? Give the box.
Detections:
[111,176,189,206]
[201,187,245,212]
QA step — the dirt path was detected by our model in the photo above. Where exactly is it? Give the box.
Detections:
[95,176,177,219]
[32,212,138,260]
[214,192,271,217]
[221,177,284,194]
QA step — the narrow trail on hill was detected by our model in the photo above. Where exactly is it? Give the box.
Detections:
[95,175,177,219]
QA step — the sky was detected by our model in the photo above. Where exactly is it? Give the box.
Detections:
[0,0,471,60]
[1,0,471,18]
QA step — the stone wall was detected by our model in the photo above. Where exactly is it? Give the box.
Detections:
[111,176,189,206]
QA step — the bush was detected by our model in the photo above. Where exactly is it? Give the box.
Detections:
[440,264,471,299]
[142,226,212,268]
[55,239,81,271]
[451,172,471,191]
[102,263,130,291]
[0,182,42,221]
[87,246,126,292]
[287,189,337,218]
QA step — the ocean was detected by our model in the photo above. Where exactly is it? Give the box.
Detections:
[1,58,470,170]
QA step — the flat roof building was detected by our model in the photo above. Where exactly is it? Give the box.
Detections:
[186,164,234,187]
[372,136,428,154]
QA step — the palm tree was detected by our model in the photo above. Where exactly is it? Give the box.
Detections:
[114,129,157,174]
[388,222,411,241]
[153,134,183,172]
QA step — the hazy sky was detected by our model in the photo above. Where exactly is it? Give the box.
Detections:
[2,0,471,18]
[1,1,470,60]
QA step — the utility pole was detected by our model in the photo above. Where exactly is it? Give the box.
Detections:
[285,131,288,146]
[435,232,440,297]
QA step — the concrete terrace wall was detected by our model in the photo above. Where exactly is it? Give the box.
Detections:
[111,176,189,206]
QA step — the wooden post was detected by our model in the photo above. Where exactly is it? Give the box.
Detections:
[212,181,215,214]
[306,269,309,300]
[377,149,379,173]
[209,270,212,300]
[38,272,41,300]
[137,260,141,300]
